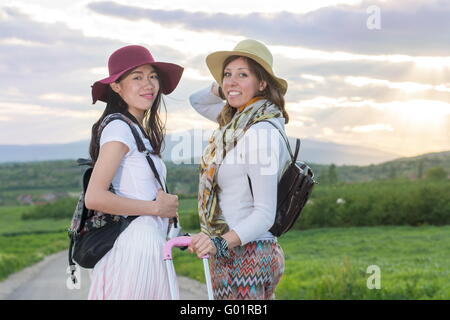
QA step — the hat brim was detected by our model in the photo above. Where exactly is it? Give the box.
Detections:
[91,61,184,104]
[206,50,287,95]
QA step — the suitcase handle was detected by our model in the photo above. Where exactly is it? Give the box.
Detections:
[164,235,214,300]
[164,236,191,260]
[164,236,210,260]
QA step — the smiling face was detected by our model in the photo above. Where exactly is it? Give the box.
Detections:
[222,57,267,109]
[110,64,160,119]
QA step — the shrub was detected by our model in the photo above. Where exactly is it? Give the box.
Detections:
[21,197,77,220]
[296,180,450,230]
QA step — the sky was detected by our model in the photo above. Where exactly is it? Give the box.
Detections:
[0,0,449,157]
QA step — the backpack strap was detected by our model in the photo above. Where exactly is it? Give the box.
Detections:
[69,113,175,280]
[68,236,77,284]
[98,113,168,193]
[258,119,299,163]
[143,149,167,193]
[291,138,300,164]
[98,113,147,153]
[246,119,300,199]
[98,114,176,226]
[99,114,178,227]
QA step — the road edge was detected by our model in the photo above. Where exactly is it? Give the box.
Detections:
[0,250,64,299]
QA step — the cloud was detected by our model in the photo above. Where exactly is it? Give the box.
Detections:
[285,97,450,155]
[343,123,395,133]
[0,6,198,144]
[38,93,86,103]
[0,3,447,157]
[88,0,449,56]
[275,54,450,86]
[284,73,450,105]
[0,7,123,105]
[0,7,189,109]
[0,7,116,47]
[0,101,101,144]
[3,4,447,113]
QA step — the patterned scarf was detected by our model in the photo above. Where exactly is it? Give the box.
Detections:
[198,99,283,237]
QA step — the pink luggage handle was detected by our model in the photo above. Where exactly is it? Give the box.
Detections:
[164,235,214,300]
[163,236,209,260]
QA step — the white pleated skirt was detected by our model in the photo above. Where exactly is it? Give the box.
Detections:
[87,216,178,300]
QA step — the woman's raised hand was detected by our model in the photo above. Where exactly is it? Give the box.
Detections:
[211,82,225,99]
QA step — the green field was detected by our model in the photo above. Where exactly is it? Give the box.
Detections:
[0,206,69,282]
[1,199,449,299]
[172,225,450,299]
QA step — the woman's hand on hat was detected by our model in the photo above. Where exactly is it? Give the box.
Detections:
[155,189,178,218]
[188,232,217,259]
[211,82,225,100]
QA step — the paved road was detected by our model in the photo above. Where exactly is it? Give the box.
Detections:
[0,250,208,300]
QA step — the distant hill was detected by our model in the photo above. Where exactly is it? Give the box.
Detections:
[0,131,400,166]
[0,150,448,206]
[333,150,450,182]
[0,141,89,163]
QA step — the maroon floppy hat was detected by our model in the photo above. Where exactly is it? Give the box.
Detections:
[91,45,184,104]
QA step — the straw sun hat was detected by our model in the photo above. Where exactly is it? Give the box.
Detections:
[205,39,287,95]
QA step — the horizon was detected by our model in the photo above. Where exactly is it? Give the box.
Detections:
[0,0,449,158]
[1,134,449,167]
[0,147,449,168]
[0,131,449,160]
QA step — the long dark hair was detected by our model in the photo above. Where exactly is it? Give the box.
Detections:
[89,68,166,164]
[217,55,289,127]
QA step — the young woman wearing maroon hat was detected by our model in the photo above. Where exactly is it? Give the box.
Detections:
[84,45,184,300]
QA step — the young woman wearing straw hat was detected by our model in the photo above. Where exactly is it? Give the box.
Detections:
[84,45,183,299]
[188,39,289,300]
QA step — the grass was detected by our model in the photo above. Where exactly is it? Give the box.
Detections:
[172,225,450,299]
[0,233,68,282]
[0,206,69,281]
[1,203,449,299]
[0,206,69,236]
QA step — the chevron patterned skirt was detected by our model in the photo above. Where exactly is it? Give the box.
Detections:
[210,240,285,300]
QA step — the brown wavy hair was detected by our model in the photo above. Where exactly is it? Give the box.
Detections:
[89,67,166,164]
[217,55,289,127]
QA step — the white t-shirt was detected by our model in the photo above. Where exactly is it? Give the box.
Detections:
[190,85,290,245]
[99,119,168,231]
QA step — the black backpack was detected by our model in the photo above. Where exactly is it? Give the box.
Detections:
[67,113,175,284]
[247,120,316,237]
